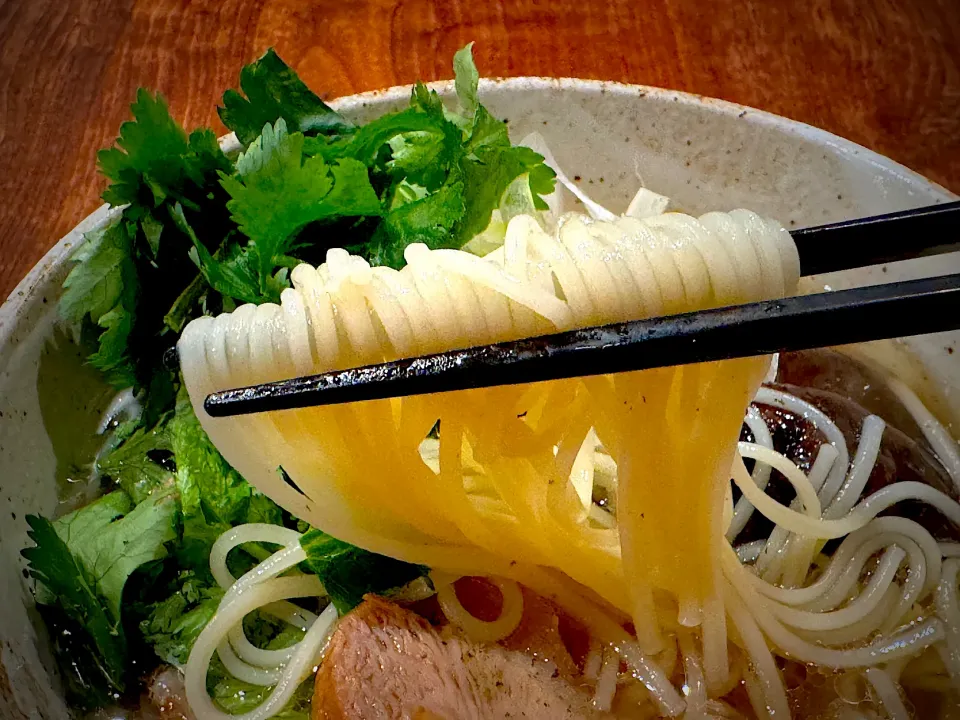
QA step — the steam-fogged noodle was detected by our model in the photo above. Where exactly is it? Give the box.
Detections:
[178,188,960,718]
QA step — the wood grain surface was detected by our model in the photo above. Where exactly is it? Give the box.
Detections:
[1,0,958,298]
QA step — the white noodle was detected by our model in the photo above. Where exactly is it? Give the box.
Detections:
[582,645,603,681]
[185,577,337,720]
[729,569,945,668]
[726,406,774,541]
[678,630,708,717]
[210,527,316,630]
[934,558,960,683]
[592,646,619,712]
[436,577,525,643]
[825,415,885,519]
[941,542,960,558]
[864,668,911,720]
[754,386,850,503]
[735,540,766,564]
[766,546,905,631]
[888,377,960,493]
[175,181,960,719]
[723,583,789,719]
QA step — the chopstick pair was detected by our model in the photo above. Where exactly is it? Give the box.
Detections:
[205,201,960,417]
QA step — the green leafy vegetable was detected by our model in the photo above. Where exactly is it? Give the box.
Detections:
[61,220,139,387]
[22,489,178,707]
[98,90,231,211]
[453,43,480,117]
[171,385,284,570]
[22,516,127,707]
[219,48,353,146]
[96,421,173,503]
[210,664,314,720]
[140,572,224,665]
[53,490,178,619]
[44,42,558,715]
[65,89,235,411]
[217,119,381,299]
[300,529,427,613]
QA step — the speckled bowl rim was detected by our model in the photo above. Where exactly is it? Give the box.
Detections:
[3,76,955,333]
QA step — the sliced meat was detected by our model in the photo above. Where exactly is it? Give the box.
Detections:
[313,596,608,720]
[738,380,959,543]
[405,578,587,681]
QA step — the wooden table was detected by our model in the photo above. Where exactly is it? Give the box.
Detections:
[2,0,958,298]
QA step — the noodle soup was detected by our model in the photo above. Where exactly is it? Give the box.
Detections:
[5,44,958,720]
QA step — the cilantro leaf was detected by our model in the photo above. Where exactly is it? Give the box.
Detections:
[22,516,127,707]
[219,48,353,146]
[97,89,231,219]
[172,203,266,305]
[66,91,233,408]
[300,529,427,613]
[61,220,139,388]
[96,421,173,503]
[370,179,465,268]
[219,119,381,297]
[453,42,480,117]
[54,490,178,620]
[458,145,556,243]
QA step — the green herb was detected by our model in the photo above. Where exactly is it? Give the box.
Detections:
[53,490,179,619]
[22,516,127,708]
[64,89,234,413]
[219,48,353,146]
[453,43,480,117]
[140,572,224,665]
[61,220,139,388]
[22,490,178,707]
[300,529,427,613]
[209,664,314,720]
[216,119,381,300]
[43,42,556,714]
[96,421,173,503]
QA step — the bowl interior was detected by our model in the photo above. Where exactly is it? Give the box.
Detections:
[0,78,956,718]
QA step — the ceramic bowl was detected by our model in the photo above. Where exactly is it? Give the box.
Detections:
[1,78,957,719]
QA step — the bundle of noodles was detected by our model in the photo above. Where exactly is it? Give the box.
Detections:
[178,207,800,709]
[179,202,960,716]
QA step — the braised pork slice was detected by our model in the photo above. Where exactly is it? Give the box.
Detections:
[313,596,607,720]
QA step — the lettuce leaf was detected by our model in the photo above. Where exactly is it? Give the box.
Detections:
[300,529,427,613]
[171,385,284,571]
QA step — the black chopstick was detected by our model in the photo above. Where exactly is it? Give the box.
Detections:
[791,200,960,275]
[205,272,960,416]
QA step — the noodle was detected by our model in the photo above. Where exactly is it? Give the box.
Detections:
[592,647,619,712]
[435,576,525,643]
[864,668,911,720]
[887,378,960,492]
[185,576,337,720]
[177,193,960,718]
[935,558,960,683]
